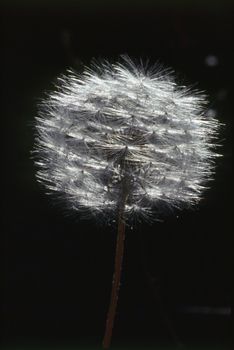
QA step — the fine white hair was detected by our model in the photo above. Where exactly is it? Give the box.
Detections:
[34,56,220,222]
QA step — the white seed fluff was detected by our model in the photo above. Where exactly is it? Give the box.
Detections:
[34,57,220,222]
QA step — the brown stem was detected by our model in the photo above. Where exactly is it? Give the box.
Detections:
[102,194,127,349]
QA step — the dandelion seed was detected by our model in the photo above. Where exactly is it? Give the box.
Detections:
[34,57,219,222]
[33,56,221,349]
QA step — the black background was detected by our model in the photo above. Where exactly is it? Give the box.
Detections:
[2,1,233,349]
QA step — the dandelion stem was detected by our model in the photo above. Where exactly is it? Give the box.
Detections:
[102,179,128,349]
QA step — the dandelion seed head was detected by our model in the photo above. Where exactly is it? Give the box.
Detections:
[34,56,220,222]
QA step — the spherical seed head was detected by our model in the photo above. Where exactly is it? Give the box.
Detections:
[34,56,220,222]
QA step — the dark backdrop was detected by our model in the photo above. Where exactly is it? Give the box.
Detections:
[2,1,233,349]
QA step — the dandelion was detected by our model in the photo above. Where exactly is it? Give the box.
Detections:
[34,56,220,348]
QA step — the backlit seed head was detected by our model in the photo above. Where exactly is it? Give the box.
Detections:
[34,56,220,223]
